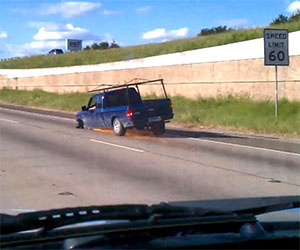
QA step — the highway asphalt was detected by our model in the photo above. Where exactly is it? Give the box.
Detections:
[0,104,299,214]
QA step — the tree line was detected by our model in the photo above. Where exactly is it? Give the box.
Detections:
[198,26,233,36]
[270,10,300,25]
[84,41,120,51]
[198,10,300,37]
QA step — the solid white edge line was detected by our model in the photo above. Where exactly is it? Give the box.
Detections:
[0,107,74,121]
[188,137,300,157]
[90,139,144,153]
[0,117,19,124]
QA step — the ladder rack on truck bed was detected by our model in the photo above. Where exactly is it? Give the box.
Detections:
[88,78,168,99]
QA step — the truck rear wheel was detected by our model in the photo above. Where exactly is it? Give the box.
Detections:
[151,122,165,136]
[113,118,126,136]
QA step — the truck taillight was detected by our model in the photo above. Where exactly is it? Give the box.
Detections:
[169,101,173,111]
[126,109,133,119]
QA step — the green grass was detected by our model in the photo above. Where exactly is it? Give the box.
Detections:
[0,88,91,111]
[1,88,299,136]
[1,21,299,69]
[171,95,300,136]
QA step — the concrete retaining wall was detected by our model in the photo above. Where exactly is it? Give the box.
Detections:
[1,31,300,101]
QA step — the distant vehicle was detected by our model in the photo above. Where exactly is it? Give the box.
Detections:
[48,49,64,55]
[76,79,174,136]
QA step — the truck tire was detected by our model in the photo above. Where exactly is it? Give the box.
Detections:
[76,119,84,129]
[151,122,165,136]
[113,118,126,136]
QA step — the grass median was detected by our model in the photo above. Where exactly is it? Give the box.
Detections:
[0,88,299,136]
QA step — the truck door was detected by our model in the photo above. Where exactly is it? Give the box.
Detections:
[84,97,96,128]
[93,95,105,128]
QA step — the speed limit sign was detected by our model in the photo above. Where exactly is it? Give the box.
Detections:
[264,29,289,120]
[264,29,289,66]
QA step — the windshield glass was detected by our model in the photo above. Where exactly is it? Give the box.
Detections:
[0,0,299,234]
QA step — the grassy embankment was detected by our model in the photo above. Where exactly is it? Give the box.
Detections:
[1,88,299,136]
[0,21,299,69]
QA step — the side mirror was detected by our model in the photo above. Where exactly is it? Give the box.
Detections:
[82,105,87,111]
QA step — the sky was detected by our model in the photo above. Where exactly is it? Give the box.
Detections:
[0,0,300,59]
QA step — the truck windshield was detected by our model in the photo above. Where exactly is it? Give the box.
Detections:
[105,88,141,107]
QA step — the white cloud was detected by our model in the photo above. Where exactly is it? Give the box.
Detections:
[27,41,65,50]
[142,27,188,40]
[142,28,166,39]
[169,27,188,37]
[219,19,251,29]
[0,31,7,39]
[34,28,63,40]
[103,9,123,15]
[33,23,99,41]
[103,33,115,43]
[5,40,66,57]
[40,1,101,18]
[136,6,151,12]
[28,21,61,30]
[5,39,104,58]
[4,23,100,57]
[287,1,300,13]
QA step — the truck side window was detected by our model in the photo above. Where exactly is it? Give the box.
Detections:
[96,96,102,109]
[87,97,96,110]
[106,90,127,107]
[106,88,141,107]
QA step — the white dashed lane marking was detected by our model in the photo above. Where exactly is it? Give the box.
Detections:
[0,118,19,124]
[90,139,145,153]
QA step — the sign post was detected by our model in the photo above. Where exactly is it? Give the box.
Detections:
[275,65,278,120]
[264,29,289,120]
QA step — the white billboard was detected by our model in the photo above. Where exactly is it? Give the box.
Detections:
[66,39,82,52]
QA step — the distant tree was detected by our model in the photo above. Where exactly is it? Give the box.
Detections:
[289,10,300,22]
[198,28,212,36]
[215,25,227,33]
[88,42,111,50]
[271,14,289,25]
[83,45,91,50]
[91,43,100,50]
[198,25,228,36]
[99,42,109,50]
[109,41,120,48]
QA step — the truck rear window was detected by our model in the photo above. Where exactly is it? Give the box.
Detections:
[105,88,141,107]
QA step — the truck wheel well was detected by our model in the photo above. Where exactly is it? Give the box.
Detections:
[111,116,117,126]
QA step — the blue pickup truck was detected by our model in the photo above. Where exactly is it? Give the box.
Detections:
[76,79,173,136]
